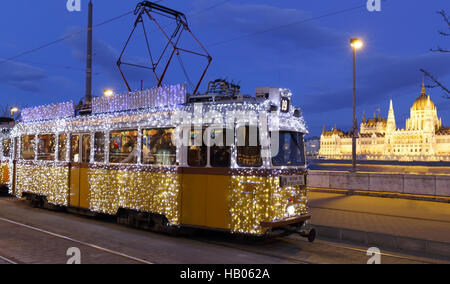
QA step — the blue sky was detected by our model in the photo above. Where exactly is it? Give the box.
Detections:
[0,0,448,136]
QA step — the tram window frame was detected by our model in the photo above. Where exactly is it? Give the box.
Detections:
[210,128,233,168]
[58,134,68,162]
[187,127,208,167]
[21,135,36,160]
[13,138,19,160]
[142,128,176,166]
[109,129,139,164]
[81,134,91,163]
[70,135,80,163]
[94,132,106,163]
[2,138,11,159]
[236,125,263,168]
[37,134,56,161]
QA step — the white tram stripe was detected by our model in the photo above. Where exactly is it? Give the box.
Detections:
[0,217,154,264]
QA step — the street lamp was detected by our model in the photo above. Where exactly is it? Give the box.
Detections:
[10,107,18,119]
[350,38,363,172]
[103,89,114,97]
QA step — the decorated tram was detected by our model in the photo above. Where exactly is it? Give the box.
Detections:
[0,117,14,193]
[1,81,314,239]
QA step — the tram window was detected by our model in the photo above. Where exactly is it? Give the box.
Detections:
[188,128,207,167]
[58,134,68,161]
[21,135,36,160]
[142,128,176,166]
[37,134,56,161]
[3,139,11,158]
[210,128,232,168]
[271,131,305,167]
[94,132,105,163]
[236,126,262,167]
[109,130,138,164]
[82,135,91,163]
[70,135,80,162]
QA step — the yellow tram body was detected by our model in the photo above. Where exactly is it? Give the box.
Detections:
[1,120,14,190]
[0,162,8,186]
[6,84,311,236]
[13,162,307,235]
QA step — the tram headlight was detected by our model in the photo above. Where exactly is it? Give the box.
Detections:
[287,205,296,217]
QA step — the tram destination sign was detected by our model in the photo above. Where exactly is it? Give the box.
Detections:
[280,175,305,187]
[280,97,290,113]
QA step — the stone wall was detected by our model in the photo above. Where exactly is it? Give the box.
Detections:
[308,171,450,197]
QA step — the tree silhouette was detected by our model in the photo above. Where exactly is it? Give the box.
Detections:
[421,10,449,99]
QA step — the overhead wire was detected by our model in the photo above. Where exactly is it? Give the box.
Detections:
[204,3,368,48]
[0,0,166,67]
[0,1,370,77]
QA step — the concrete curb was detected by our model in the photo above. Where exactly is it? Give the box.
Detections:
[309,188,450,203]
[312,224,450,258]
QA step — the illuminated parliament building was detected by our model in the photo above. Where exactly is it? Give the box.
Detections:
[319,80,450,161]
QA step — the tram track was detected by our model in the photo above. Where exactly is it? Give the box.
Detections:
[197,234,441,264]
[196,238,315,264]
[0,254,18,264]
[284,237,440,264]
[0,217,154,264]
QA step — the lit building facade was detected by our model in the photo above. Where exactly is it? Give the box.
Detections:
[319,81,450,161]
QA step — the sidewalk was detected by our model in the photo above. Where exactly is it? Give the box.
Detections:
[308,191,450,257]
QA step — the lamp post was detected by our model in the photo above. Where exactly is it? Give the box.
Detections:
[10,107,18,119]
[350,38,363,172]
[103,89,114,97]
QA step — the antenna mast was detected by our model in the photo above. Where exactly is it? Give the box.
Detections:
[85,0,93,104]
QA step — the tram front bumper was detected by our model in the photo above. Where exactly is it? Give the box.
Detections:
[261,214,316,242]
[260,213,311,229]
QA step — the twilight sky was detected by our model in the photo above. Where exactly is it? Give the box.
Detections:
[0,0,448,136]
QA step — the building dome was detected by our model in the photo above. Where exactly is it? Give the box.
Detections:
[412,80,435,111]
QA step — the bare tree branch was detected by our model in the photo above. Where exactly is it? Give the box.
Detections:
[420,69,450,98]
[425,10,449,99]
[432,10,450,52]
[437,10,450,28]
[430,46,450,53]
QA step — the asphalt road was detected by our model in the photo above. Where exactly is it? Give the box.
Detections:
[0,196,446,264]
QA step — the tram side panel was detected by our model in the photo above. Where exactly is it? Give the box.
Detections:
[13,161,308,235]
[180,169,230,230]
[180,169,308,235]
[0,162,9,186]
[15,161,70,206]
[88,165,182,225]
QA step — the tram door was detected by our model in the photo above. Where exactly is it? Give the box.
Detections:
[69,134,91,209]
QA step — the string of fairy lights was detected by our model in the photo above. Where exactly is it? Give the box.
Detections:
[2,84,309,234]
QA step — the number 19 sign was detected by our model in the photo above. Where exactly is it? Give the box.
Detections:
[280,97,290,113]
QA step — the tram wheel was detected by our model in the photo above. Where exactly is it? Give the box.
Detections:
[25,194,44,208]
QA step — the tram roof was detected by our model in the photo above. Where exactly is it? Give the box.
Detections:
[15,84,308,134]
